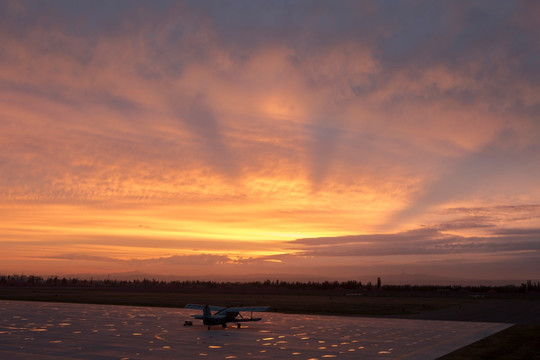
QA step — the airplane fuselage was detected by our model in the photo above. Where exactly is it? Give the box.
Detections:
[185,304,267,329]
[194,311,239,326]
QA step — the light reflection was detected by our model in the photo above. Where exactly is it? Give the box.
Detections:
[0,302,511,359]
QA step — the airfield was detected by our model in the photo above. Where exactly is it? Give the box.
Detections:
[0,300,511,360]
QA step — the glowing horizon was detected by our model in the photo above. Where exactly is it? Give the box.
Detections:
[1,1,539,281]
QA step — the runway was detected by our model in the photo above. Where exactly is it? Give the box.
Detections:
[0,300,511,359]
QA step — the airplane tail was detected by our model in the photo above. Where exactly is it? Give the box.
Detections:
[203,305,212,319]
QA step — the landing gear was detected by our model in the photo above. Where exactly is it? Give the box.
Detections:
[222,323,227,328]
[237,323,241,329]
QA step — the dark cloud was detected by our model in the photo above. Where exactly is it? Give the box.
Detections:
[132,254,232,266]
[374,1,536,74]
[493,228,540,236]
[47,253,291,267]
[375,1,452,69]
[188,0,378,54]
[49,253,232,265]
[4,1,539,85]
[443,205,540,224]
[292,223,540,257]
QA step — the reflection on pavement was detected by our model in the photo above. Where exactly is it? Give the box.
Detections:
[0,300,511,360]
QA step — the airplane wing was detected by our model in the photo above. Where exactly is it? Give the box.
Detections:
[222,306,270,313]
[184,304,226,312]
[235,317,263,322]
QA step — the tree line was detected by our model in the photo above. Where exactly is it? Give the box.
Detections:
[1,274,539,293]
[0,275,367,290]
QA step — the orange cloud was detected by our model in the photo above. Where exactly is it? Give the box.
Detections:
[1,1,539,280]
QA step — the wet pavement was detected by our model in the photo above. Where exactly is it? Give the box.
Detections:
[0,300,511,359]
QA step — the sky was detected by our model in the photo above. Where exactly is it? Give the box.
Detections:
[1,0,539,283]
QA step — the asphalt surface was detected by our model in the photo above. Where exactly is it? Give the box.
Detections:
[0,300,512,360]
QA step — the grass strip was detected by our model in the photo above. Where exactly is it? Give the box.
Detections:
[437,324,540,360]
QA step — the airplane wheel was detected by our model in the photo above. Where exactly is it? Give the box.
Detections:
[237,324,241,329]
[208,326,211,330]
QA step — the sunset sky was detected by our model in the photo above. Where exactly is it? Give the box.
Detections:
[1,1,539,282]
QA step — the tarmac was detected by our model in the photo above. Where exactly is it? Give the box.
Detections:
[0,300,512,360]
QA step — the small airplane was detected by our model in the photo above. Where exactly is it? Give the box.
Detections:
[184,304,270,329]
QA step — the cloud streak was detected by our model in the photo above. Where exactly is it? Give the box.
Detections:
[292,228,540,257]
